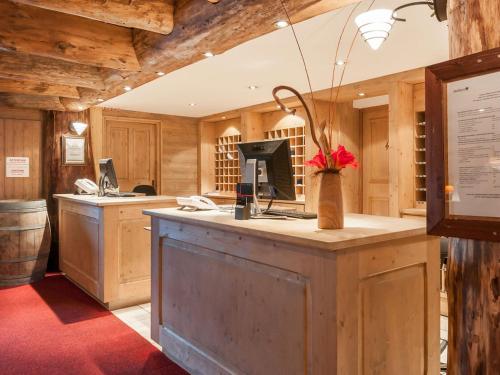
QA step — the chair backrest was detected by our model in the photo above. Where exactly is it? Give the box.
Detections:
[132,185,157,196]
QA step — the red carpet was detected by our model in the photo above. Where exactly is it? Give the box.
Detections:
[0,274,187,375]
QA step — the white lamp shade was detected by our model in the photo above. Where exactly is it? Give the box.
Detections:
[355,9,395,50]
[70,121,88,136]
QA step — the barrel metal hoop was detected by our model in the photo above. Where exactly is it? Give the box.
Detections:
[0,224,47,231]
[0,253,49,263]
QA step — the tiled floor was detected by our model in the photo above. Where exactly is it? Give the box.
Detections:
[112,303,160,350]
[114,304,450,373]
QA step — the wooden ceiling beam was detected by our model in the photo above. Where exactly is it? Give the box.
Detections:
[11,0,174,34]
[0,52,106,90]
[0,2,140,71]
[0,93,66,111]
[0,78,80,99]
[75,0,359,108]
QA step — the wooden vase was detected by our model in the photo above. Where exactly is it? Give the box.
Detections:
[317,172,343,229]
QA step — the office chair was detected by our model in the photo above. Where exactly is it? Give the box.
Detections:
[132,184,157,196]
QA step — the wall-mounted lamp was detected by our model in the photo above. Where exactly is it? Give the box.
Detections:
[355,0,447,50]
[69,121,88,136]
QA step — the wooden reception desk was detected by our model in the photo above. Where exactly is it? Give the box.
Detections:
[145,208,440,375]
[54,194,177,309]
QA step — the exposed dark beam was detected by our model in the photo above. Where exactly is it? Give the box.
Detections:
[0,51,106,90]
[0,2,141,71]
[0,78,80,99]
[11,0,174,34]
[0,93,66,111]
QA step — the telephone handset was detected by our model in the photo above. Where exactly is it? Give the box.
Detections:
[75,179,99,195]
[176,196,218,211]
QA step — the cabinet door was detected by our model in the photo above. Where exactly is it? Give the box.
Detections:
[104,119,156,192]
[362,106,390,216]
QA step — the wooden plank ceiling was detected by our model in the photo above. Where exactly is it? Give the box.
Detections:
[0,0,358,112]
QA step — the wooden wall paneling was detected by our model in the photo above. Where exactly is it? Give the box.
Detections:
[388,82,415,217]
[199,121,216,195]
[446,2,500,374]
[240,111,263,142]
[42,110,95,270]
[160,118,199,196]
[0,116,42,200]
[333,102,361,214]
[413,83,425,113]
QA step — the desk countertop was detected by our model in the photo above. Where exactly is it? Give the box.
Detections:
[144,208,428,252]
[54,194,177,207]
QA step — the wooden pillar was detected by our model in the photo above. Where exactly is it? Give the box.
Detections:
[388,82,414,217]
[446,1,500,374]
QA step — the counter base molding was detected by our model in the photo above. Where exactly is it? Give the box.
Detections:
[55,194,176,310]
[147,210,440,375]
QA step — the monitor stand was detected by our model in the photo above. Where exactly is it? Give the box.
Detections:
[243,159,262,216]
[244,159,287,220]
[98,174,120,197]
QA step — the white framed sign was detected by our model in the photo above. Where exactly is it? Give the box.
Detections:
[62,135,86,165]
[446,71,500,219]
[6,157,30,177]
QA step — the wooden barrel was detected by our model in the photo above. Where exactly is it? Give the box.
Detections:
[0,200,51,286]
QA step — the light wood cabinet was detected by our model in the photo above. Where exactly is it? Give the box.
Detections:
[55,194,176,309]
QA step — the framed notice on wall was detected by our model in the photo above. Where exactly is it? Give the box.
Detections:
[62,135,86,165]
[426,47,500,241]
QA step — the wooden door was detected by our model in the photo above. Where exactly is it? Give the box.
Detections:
[362,106,390,216]
[104,119,157,192]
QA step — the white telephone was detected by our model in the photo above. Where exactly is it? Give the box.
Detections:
[176,196,218,211]
[75,179,99,195]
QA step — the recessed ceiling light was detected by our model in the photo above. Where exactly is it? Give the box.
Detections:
[275,20,289,28]
[335,60,346,66]
[124,86,132,92]
[97,98,104,102]
[222,116,227,120]
[189,103,197,107]
[276,105,281,109]
[478,108,485,112]
[358,92,366,97]
[203,52,215,58]
[156,71,165,76]
[77,105,84,111]
[248,85,259,90]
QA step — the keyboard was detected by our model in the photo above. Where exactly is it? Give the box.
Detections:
[265,209,317,219]
[105,192,137,198]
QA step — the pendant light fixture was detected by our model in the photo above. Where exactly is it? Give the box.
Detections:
[355,0,447,51]
[355,9,395,51]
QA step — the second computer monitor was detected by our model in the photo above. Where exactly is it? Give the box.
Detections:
[99,158,119,190]
[237,139,296,201]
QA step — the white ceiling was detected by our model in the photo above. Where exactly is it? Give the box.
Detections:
[101,0,449,117]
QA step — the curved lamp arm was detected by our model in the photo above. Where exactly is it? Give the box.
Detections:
[392,1,434,22]
[272,85,321,151]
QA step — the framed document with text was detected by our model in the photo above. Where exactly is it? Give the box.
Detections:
[426,47,500,241]
[62,135,86,166]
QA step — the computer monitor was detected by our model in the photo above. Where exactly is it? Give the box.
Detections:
[98,158,119,196]
[237,139,296,201]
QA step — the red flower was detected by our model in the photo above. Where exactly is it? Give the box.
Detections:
[304,149,327,169]
[332,145,358,169]
[305,145,358,171]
